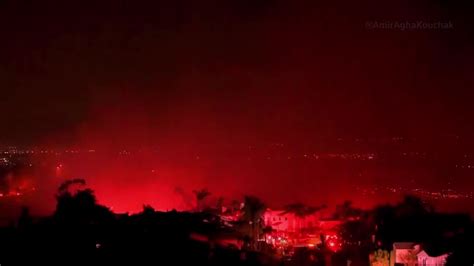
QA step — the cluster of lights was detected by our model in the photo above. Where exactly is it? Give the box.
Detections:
[0,191,23,198]
[265,232,343,254]
[266,234,290,248]
[0,185,37,199]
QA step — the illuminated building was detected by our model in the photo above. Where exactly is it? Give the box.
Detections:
[263,209,341,250]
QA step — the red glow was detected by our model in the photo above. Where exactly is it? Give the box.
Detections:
[325,234,342,252]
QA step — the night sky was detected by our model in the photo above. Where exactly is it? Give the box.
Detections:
[1,0,473,147]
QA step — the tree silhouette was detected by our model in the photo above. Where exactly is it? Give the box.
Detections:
[54,180,113,225]
[395,195,433,217]
[57,178,86,193]
[18,206,32,229]
[333,200,363,220]
[215,196,225,212]
[142,204,155,215]
[193,188,211,211]
[371,195,437,249]
[240,195,266,250]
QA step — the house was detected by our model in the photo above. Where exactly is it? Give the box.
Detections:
[417,250,448,266]
[263,209,338,233]
[264,210,293,232]
[392,242,450,266]
[263,209,342,250]
[393,242,419,265]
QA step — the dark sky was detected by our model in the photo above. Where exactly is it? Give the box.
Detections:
[1,0,473,147]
